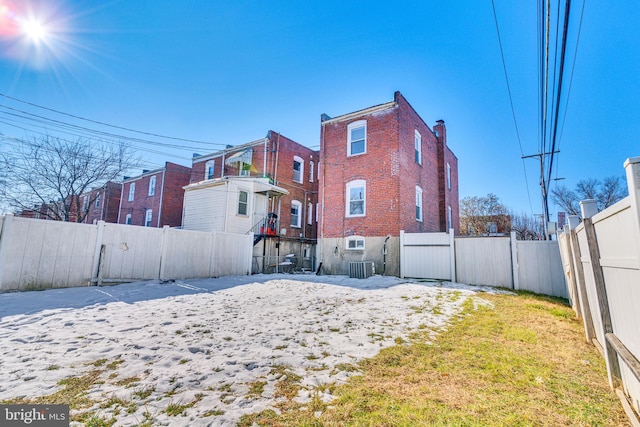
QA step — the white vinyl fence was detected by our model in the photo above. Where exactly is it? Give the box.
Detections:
[558,157,640,424]
[0,216,253,292]
[400,230,567,299]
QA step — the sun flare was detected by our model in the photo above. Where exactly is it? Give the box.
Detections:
[22,18,47,42]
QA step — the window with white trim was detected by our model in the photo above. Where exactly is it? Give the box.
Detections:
[206,161,215,180]
[346,180,366,217]
[447,163,451,190]
[307,202,313,225]
[293,156,304,183]
[82,195,88,212]
[309,161,314,183]
[346,236,365,250]
[149,176,156,196]
[416,186,423,221]
[145,209,153,227]
[128,183,135,202]
[315,202,319,222]
[95,193,100,208]
[347,120,366,156]
[125,213,132,225]
[291,200,302,228]
[238,190,248,216]
[415,130,422,165]
[448,205,453,230]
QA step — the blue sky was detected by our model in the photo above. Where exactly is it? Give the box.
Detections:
[1,0,638,218]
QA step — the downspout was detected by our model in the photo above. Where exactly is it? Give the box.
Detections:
[319,122,326,265]
[263,139,267,178]
[383,235,391,276]
[274,133,280,183]
[157,170,165,227]
[117,182,124,223]
[223,179,230,232]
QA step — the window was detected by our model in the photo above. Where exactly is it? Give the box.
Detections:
[128,183,135,202]
[307,202,313,225]
[347,120,366,156]
[346,236,365,250]
[82,195,88,211]
[447,163,451,190]
[309,161,314,183]
[415,130,422,164]
[416,186,423,221]
[486,222,498,234]
[125,214,132,225]
[149,176,156,196]
[291,200,302,228]
[145,209,153,227]
[293,156,304,183]
[238,190,248,216]
[346,180,366,217]
[316,203,319,222]
[95,193,100,208]
[205,161,215,180]
[448,205,453,230]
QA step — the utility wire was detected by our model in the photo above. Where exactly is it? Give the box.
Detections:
[491,0,535,214]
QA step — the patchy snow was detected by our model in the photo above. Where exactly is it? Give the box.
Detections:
[0,274,497,426]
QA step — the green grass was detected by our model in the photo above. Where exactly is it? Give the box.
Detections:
[240,291,628,426]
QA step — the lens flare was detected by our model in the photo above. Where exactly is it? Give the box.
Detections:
[22,18,46,42]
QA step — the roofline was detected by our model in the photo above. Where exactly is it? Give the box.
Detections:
[321,100,397,125]
[193,137,269,163]
[183,176,289,195]
[122,166,166,182]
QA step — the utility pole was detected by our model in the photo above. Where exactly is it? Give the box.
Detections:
[522,150,559,240]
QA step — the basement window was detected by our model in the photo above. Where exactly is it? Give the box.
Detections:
[346,236,365,250]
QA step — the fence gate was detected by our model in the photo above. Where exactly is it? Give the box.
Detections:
[399,231,455,280]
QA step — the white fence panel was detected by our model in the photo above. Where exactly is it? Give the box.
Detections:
[101,223,164,280]
[161,228,214,280]
[516,240,567,298]
[0,216,97,291]
[455,237,513,288]
[213,232,252,277]
[400,231,453,280]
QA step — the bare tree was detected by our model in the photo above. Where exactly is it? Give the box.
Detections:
[459,193,510,235]
[0,135,137,222]
[510,212,544,240]
[551,176,627,217]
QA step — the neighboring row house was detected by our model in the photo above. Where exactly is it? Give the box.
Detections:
[181,131,319,273]
[117,162,192,228]
[82,181,122,224]
[318,91,459,276]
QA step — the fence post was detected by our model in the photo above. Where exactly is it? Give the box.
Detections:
[510,231,519,290]
[209,231,217,277]
[623,156,640,269]
[448,229,456,282]
[399,230,405,279]
[567,215,595,343]
[91,221,106,285]
[159,225,170,281]
[581,206,621,389]
[0,214,14,291]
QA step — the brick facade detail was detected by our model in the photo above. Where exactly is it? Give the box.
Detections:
[118,162,191,227]
[320,91,459,239]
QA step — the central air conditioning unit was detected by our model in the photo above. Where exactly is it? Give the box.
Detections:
[349,261,375,279]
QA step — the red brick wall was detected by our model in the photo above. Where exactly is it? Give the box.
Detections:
[320,92,458,239]
[119,162,191,227]
[83,182,122,224]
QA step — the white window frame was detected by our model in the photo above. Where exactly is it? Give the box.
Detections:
[448,205,453,230]
[309,161,314,183]
[149,176,156,196]
[205,160,215,180]
[128,182,135,202]
[145,209,153,227]
[347,120,366,156]
[346,179,366,217]
[315,202,319,222]
[291,200,302,228]
[415,130,422,165]
[237,190,249,216]
[293,156,304,184]
[95,193,100,208]
[307,202,313,225]
[416,186,423,222]
[346,236,365,250]
[447,163,452,190]
[125,213,132,225]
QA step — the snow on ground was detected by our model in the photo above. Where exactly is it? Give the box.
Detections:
[0,274,496,426]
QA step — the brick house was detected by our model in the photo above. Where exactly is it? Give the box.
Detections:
[318,91,459,276]
[183,131,319,272]
[118,162,191,227]
[80,181,122,224]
